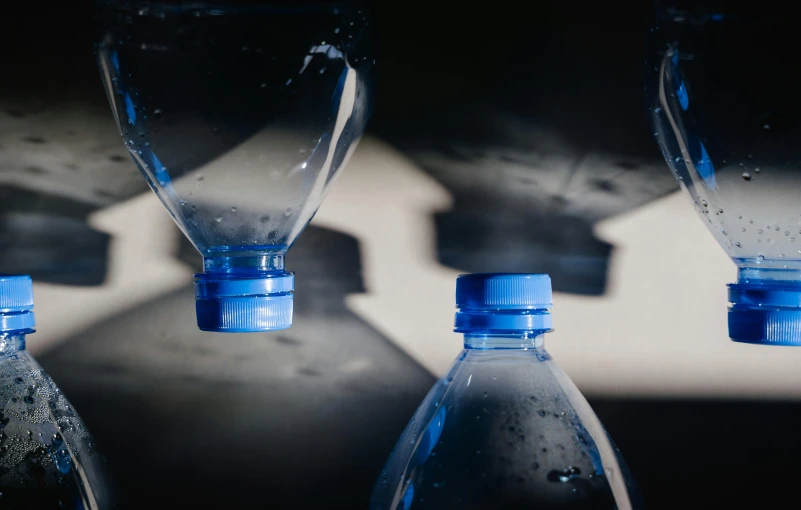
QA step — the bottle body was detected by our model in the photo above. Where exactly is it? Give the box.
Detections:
[95,1,376,331]
[648,0,801,266]
[370,344,638,509]
[0,335,113,509]
[95,1,375,259]
[648,1,801,343]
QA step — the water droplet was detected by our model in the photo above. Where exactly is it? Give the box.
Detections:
[755,167,761,173]
[749,219,754,224]
[285,78,292,86]
[260,83,267,88]
[214,216,222,223]
[741,228,746,232]
[763,124,771,130]
[197,175,204,182]
[721,230,728,236]
[718,208,724,214]
[260,214,271,223]
[153,108,162,118]
[758,255,765,262]
[742,172,752,181]
[758,229,764,234]
[23,396,34,404]
[319,67,327,74]
[283,207,293,218]
[547,467,582,483]
[230,207,237,213]
[539,410,547,417]
[475,450,481,455]
[735,242,741,247]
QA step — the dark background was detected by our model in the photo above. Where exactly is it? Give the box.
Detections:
[2,1,798,508]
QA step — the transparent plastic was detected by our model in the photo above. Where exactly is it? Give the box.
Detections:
[370,338,640,509]
[95,0,375,331]
[0,334,114,508]
[647,1,801,344]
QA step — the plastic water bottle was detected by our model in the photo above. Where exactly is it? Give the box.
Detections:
[370,274,640,509]
[95,1,375,332]
[0,275,113,508]
[647,2,801,345]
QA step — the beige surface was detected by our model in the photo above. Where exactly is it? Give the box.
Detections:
[29,135,801,398]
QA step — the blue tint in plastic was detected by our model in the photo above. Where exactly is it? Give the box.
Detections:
[728,277,801,345]
[0,275,114,507]
[370,273,641,510]
[96,2,375,332]
[648,1,801,344]
[454,274,553,333]
[0,274,35,333]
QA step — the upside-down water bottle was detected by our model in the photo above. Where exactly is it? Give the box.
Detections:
[0,275,114,508]
[95,0,375,332]
[648,1,801,345]
[370,274,640,509]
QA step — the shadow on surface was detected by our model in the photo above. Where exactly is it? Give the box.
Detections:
[37,226,435,509]
[370,0,677,295]
[591,397,801,510]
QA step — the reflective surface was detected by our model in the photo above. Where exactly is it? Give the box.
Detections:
[0,335,113,509]
[96,0,374,266]
[649,1,801,272]
[371,347,639,510]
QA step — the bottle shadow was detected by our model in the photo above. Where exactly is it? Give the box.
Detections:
[37,225,435,509]
[369,0,678,295]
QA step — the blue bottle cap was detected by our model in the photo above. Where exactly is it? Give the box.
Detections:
[454,273,553,333]
[0,274,36,334]
[194,271,294,332]
[728,281,801,345]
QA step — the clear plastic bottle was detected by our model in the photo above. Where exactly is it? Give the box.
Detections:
[370,274,640,509]
[0,275,114,508]
[95,0,375,332]
[647,1,801,344]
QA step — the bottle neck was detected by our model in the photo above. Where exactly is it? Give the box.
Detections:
[0,334,26,358]
[203,252,285,276]
[464,331,547,350]
[735,260,801,282]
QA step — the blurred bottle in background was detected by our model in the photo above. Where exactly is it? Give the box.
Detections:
[0,275,114,508]
[95,0,375,332]
[648,1,801,345]
[370,274,640,509]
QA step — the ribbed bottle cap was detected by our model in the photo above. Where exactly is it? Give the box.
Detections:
[194,272,293,332]
[456,273,552,310]
[0,274,36,333]
[455,274,553,333]
[728,281,801,345]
